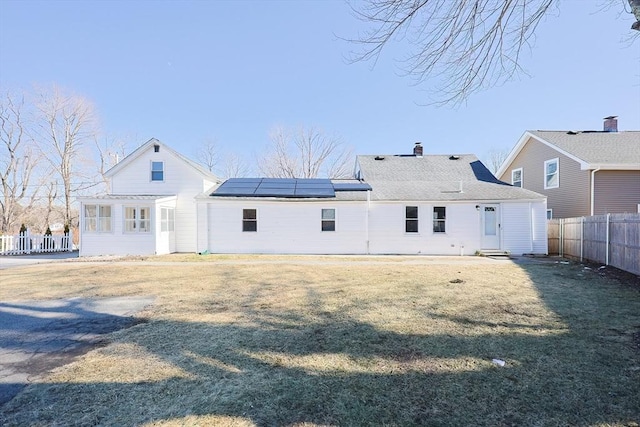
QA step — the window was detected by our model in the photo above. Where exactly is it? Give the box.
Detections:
[84,205,112,232]
[544,158,559,189]
[433,207,446,233]
[161,208,175,232]
[151,161,164,181]
[405,206,418,233]
[243,209,257,232]
[511,168,523,187]
[546,209,553,220]
[124,207,151,233]
[321,208,335,231]
[154,144,160,153]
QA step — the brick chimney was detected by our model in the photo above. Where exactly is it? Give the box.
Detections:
[413,142,423,157]
[603,116,618,132]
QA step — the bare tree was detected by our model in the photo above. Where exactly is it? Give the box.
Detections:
[0,92,42,233]
[34,86,98,227]
[221,152,252,178]
[195,138,219,173]
[347,0,637,105]
[94,134,129,193]
[482,147,511,174]
[258,126,353,179]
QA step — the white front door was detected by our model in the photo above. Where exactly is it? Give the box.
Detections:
[481,204,500,249]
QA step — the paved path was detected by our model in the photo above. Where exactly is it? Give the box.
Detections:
[0,251,79,269]
[0,296,154,407]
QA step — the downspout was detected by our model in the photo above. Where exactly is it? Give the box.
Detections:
[529,202,534,253]
[590,168,600,216]
[366,190,370,254]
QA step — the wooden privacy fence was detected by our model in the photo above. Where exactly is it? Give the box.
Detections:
[0,231,74,255]
[548,213,640,275]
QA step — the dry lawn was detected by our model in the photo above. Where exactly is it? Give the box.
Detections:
[1,255,639,426]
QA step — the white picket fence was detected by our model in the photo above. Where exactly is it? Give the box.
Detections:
[0,231,74,255]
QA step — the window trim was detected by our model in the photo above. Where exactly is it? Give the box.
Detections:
[151,161,164,182]
[160,207,175,232]
[511,168,523,187]
[321,208,336,232]
[123,206,151,233]
[83,204,113,233]
[242,208,257,232]
[405,206,419,233]
[544,158,559,189]
[433,206,446,233]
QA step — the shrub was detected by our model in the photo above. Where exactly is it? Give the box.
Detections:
[42,226,55,250]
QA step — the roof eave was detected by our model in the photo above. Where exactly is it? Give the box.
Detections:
[584,163,640,171]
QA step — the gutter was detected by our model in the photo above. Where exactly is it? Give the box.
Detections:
[590,168,600,216]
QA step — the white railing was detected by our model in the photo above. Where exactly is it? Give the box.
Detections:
[0,231,74,255]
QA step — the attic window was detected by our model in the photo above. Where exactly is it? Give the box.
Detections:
[375,156,385,161]
[449,155,460,160]
[154,144,160,152]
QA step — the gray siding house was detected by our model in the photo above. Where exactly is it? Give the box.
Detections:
[496,117,640,219]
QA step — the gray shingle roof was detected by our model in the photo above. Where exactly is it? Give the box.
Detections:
[529,131,640,165]
[357,154,544,201]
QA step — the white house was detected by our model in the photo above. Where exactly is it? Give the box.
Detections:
[79,139,548,257]
[79,139,218,256]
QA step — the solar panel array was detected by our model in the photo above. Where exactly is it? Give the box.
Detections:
[212,178,336,198]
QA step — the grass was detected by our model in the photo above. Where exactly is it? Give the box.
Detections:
[1,255,639,426]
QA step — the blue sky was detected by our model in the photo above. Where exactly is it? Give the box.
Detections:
[1,0,639,170]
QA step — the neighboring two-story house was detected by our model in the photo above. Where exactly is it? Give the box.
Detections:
[80,139,548,257]
[496,117,640,219]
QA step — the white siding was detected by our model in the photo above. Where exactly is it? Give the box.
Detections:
[206,200,368,254]
[368,203,481,255]
[79,201,156,256]
[110,146,207,253]
[501,201,548,255]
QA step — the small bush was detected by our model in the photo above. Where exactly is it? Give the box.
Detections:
[42,226,55,250]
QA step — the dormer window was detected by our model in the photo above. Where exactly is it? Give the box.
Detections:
[151,161,164,181]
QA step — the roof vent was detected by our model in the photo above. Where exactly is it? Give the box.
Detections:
[374,156,385,161]
[449,155,460,160]
[566,131,579,135]
[413,142,423,157]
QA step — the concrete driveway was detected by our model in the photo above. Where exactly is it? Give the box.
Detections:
[0,251,79,269]
[0,296,154,407]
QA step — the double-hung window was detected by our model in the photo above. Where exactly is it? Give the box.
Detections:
[161,208,175,232]
[433,207,446,233]
[405,206,418,233]
[84,205,112,232]
[511,168,523,187]
[243,209,257,232]
[544,159,559,189]
[124,207,151,233]
[151,161,164,181]
[321,208,336,231]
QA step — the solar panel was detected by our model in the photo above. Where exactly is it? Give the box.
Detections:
[333,182,372,192]
[212,178,340,198]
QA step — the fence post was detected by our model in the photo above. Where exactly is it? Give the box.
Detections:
[26,228,31,255]
[68,230,73,252]
[559,219,564,258]
[605,213,610,266]
[580,216,584,262]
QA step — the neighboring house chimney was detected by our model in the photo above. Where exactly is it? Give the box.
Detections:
[413,142,423,157]
[603,116,618,132]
